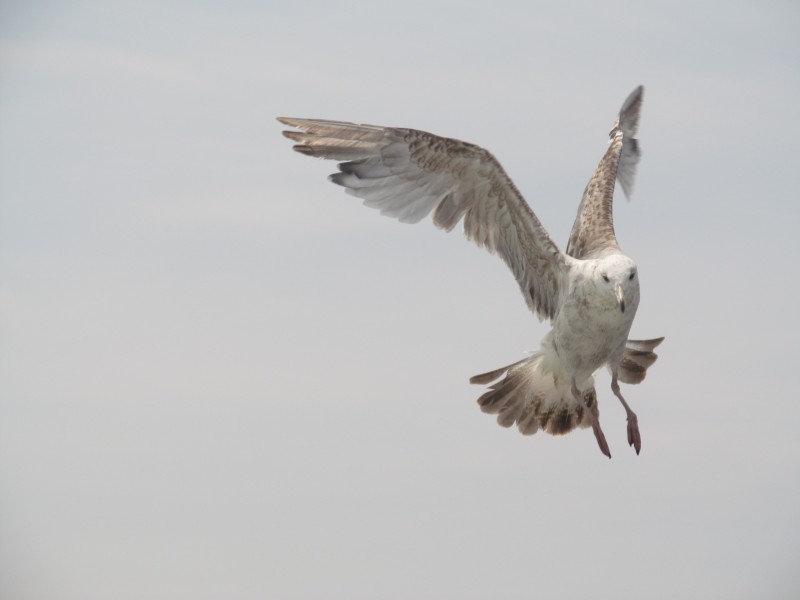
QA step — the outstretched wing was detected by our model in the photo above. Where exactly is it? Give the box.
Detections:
[279,118,568,321]
[566,85,644,259]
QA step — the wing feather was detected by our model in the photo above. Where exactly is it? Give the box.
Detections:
[566,86,644,259]
[279,117,568,321]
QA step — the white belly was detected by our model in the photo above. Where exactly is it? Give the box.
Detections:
[550,288,638,383]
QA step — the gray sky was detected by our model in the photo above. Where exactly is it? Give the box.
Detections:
[1,1,799,598]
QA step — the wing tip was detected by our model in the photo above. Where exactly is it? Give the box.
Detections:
[279,121,317,154]
[282,130,304,141]
[277,116,308,130]
[615,86,644,136]
[622,85,644,110]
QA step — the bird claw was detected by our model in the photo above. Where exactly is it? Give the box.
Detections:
[627,413,641,454]
[592,422,612,459]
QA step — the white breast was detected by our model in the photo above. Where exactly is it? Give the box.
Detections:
[551,275,638,384]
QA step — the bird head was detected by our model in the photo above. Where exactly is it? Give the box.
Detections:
[595,255,640,314]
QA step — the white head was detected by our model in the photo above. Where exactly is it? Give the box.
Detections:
[594,254,640,315]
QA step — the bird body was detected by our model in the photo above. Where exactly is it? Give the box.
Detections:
[555,254,640,383]
[279,86,663,457]
[471,253,641,441]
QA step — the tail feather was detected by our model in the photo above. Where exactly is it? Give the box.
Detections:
[476,375,528,415]
[618,337,665,384]
[497,398,526,428]
[624,337,664,352]
[471,352,597,437]
[516,401,540,435]
[471,336,663,440]
[469,358,527,385]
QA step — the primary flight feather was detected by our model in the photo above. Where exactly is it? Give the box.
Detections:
[279,86,663,457]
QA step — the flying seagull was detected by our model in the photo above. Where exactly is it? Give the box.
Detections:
[278,86,663,458]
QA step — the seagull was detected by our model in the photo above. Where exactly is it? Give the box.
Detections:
[278,86,663,458]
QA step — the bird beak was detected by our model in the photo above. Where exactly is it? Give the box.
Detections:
[615,283,625,313]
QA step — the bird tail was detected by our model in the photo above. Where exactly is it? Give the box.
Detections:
[469,351,598,436]
[617,337,665,384]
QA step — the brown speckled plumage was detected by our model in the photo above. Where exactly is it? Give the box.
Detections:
[279,86,663,457]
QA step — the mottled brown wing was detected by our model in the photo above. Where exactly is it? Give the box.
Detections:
[279,117,569,321]
[566,86,643,259]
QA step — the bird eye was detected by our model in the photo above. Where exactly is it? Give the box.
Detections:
[601,273,609,282]
[629,272,635,280]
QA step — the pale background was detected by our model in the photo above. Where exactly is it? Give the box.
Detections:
[1,1,799,599]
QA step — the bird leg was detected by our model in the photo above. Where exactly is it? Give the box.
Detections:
[571,378,610,459]
[611,373,641,454]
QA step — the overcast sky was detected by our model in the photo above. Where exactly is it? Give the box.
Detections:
[1,1,799,599]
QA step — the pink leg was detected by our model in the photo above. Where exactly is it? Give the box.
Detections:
[611,373,641,454]
[571,378,610,459]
